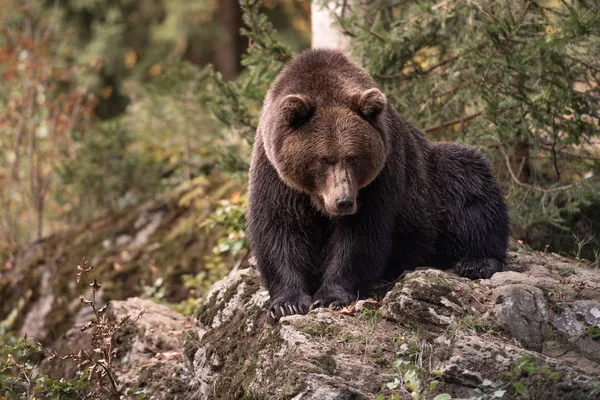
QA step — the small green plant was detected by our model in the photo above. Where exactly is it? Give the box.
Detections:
[483,355,562,399]
[173,267,224,316]
[557,267,576,277]
[393,335,422,364]
[141,276,167,303]
[378,336,450,400]
[173,253,242,316]
[462,314,497,336]
[587,326,600,340]
[572,234,596,262]
[1,336,89,399]
[378,357,451,400]
[473,379,509,399]
[357,309,379,332]
[201,192,248,257]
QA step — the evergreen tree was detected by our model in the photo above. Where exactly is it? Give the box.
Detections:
[210,0,600,255]
[337,0,600,249]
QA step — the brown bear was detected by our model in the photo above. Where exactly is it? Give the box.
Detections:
[247,49,509,324]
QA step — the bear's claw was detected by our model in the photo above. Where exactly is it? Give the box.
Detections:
[311,287,355,310]
[266,295,312,325]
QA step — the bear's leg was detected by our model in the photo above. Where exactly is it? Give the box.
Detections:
[248,192,326,324]
[254,227,321,324]
[263,267,314,325]
[313,212,395,308]
[442,198,508,280]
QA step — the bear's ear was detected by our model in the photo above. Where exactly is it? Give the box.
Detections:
[356,88,387,118]
[280,94,314,126]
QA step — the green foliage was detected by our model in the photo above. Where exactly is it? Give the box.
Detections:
[587,325,600,340]
[120,60,220,182]
[339,0,600,243]
[173,255,237,315]
[51,0,220,117]
[557,266,575,277]
[202,192,248,256]
[470,354,564,398]
[1,337,90,399]
[473,378,509,399]
[57,122,164,215]
[378,335,448,400]
[357,309,379,332]
[206,0,293,154]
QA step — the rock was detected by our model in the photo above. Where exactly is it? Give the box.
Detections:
[551,300,600,363]
[43,298,194,399]
[379,269,479,328]
[487,270,558,289]
[186,268,400,399]
[552,300,600,335]
[438,335,596,400]
[492,284,550,351]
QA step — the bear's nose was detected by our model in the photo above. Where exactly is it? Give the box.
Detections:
[336,196,355,212]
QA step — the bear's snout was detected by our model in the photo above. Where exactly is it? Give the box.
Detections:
[323,193,357,216]
[335,196,356,215]
[321,163,358,216]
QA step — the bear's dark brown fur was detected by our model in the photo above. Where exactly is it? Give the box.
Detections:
[248,49,509,324]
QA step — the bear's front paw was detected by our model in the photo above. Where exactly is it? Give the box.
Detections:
[312,286,356,310]
[266,294,312,325]
[454,258,503,279]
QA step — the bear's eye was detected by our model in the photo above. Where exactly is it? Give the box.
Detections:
[319,158,334,165]
[347,156,358,166]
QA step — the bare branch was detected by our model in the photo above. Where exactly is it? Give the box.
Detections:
[498,144,581,194]
[538,144,600,161]
[424,112,482,133]
[377,56,459,80]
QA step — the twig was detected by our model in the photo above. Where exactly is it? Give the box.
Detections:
[377,56,459,80]
[539,143,600,161]
[498,144,580,193]
[424,111,482,133]
[97,362,119,399]
[565,54,600,73]
[231,248,250,273]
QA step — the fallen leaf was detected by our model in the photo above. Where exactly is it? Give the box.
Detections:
[340,302,356,316]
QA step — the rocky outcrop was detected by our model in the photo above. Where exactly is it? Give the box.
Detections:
[180,242,600,399]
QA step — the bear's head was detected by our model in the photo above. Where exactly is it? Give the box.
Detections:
[259,49,390,217]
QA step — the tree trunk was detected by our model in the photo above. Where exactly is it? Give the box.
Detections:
[213,0,245,81]
[512,141,531,183]
[311,1,351,52]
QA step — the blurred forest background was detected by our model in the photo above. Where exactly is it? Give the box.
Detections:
[0,0,599,397]
[1,0,599,312]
